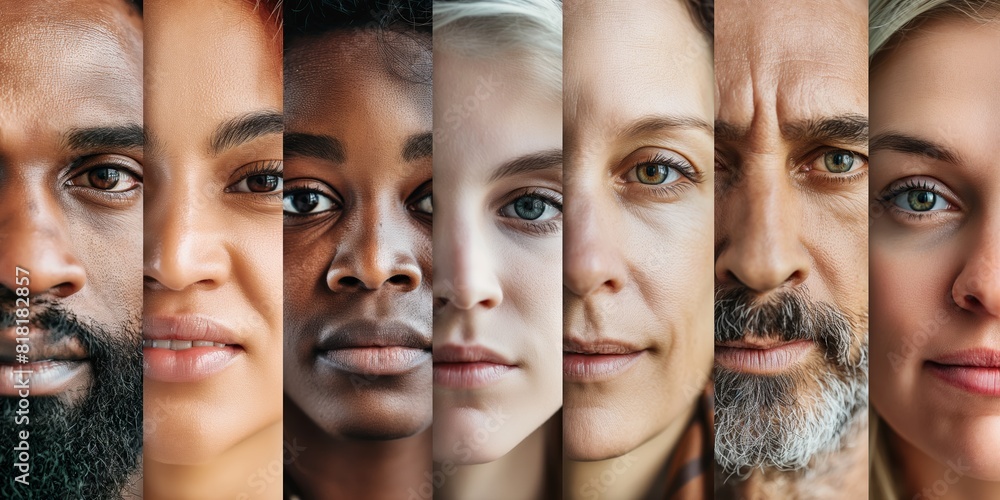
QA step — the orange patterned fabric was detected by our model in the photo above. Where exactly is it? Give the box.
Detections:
[643,385,714,500]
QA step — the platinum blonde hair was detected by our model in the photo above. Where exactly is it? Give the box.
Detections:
[433,0,562,96]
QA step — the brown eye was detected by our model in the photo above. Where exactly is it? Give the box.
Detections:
[247,174,280,192]
[68,166,138,192]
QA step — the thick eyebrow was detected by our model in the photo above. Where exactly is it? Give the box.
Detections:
[488,149,562,183]
[65,124,144,151]
[283,133,346,164]
[870,132,962,165]
[715,121,749,143]
[402,132,432,162]
[781,114,869,147]
[618,114,713,140]
[210,111,283,155]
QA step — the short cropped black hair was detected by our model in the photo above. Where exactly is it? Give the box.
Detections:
[284,0,431,37]
[686,0,712,38]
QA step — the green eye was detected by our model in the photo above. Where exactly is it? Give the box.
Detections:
[635,163,679,185]
[894,190,945,212]
[824,150,856,173]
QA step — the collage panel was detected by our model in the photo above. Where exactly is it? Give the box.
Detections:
[0,0,144,498]
[142,0,284,498]
[713,0,869,497]
[432,0,564,498]
[562,0,715,499]
[281,1,434,498]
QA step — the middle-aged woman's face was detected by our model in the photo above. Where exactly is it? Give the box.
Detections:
[282,30,433,440]
[432,47,563,464]
[871,15,1000,481]
[562,0,714,460]
[142,0,283,463]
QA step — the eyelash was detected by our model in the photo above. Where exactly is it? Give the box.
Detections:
[282,184,341,219]
[65,155,143,204]
[624,152,703,199]
[498,187,563,236]
[877,178,957,221]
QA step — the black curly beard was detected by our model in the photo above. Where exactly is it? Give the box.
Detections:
[0,304,142,499]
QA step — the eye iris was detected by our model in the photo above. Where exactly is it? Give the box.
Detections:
[637,164,667,184]
[292,192,319,213]
[825,151,854,173]
[907,190,936,211]
[89,168,121,190]
[248,175,279,192]
[513,196,545,220]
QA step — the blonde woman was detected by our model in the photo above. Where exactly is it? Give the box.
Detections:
[870,1,1000,498]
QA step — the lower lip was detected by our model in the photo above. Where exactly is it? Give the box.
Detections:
[143,346,242,383]
[320,347,430,376]
[0,361,90,396]
[563,352,642,382]
[434,362,514,389]
[927,363,1000,396]
[715,340,813,374]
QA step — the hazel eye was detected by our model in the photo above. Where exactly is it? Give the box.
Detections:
[410,194,432,215]
[232,174,283,193]
[283,191,336,215]
[893,190,948,212]
[821,150,862,173]
[68,166,139,192]
[500,195,559,221]
[634,163,681,185]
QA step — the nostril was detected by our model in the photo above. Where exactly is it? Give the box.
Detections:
[966,294,982,309]
[388,274,412,286]
[339,276,362,288]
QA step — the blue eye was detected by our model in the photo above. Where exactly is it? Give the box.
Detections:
[283,190,335,215]
[823,150,861,173]
[500,194,560,221]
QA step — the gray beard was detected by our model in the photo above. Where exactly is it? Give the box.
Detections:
[714,338,868,475]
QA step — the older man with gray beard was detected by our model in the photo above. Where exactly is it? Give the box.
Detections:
[712,0,869,498]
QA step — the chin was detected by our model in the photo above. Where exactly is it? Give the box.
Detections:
[563,405,644,462]
[335,414,432,441]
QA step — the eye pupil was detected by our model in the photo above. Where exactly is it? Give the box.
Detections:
[825,151,854,173]
[513,196,545,220]
[248,174,279,192]
[908,190,936,211]
[636,164,668,184]
[89,168,121,190]
[292,192,319,213]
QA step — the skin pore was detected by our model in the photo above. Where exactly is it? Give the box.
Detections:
[142,1,283,498]
[871,13,1000,499]
[562,0,714,497]
[432,45,563,499]
[714,0,868,497]
[281,29,434,499]
[0,0,143,497]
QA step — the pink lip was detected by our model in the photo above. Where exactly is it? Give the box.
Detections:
[928,349,1000,396]
[321,347,430,376]
[433,344,516,389]
[143,316,243,383]
[715,339,813,374]
[563,337,645,382]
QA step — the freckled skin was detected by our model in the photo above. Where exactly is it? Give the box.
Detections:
[871,14,1000,494]
[142,1,283,498]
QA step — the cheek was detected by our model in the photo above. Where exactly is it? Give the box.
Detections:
[494,231,562,366]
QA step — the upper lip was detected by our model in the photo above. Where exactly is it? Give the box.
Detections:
[931,349,1000,368]
[0,326,88,362]
[434,344,514,365]
[143,315,241,345]
[563,336,644,355]
[317,320,430,351]
[716,336,807,350]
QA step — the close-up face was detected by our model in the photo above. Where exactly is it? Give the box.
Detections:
[713,0,869,472]
[870,14,1000,481]
[282,30,433,440]
[562,0,714,461]
[142,0,283,464]
[0,0,143,496]
[432,47,562,464]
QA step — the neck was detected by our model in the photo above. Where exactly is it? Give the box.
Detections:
[438,418,554,500]
[284,402,432,500]
[890,426,1000,500]
[718,416,868,499]
[144,419,283,499]
[565,402,696,500]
